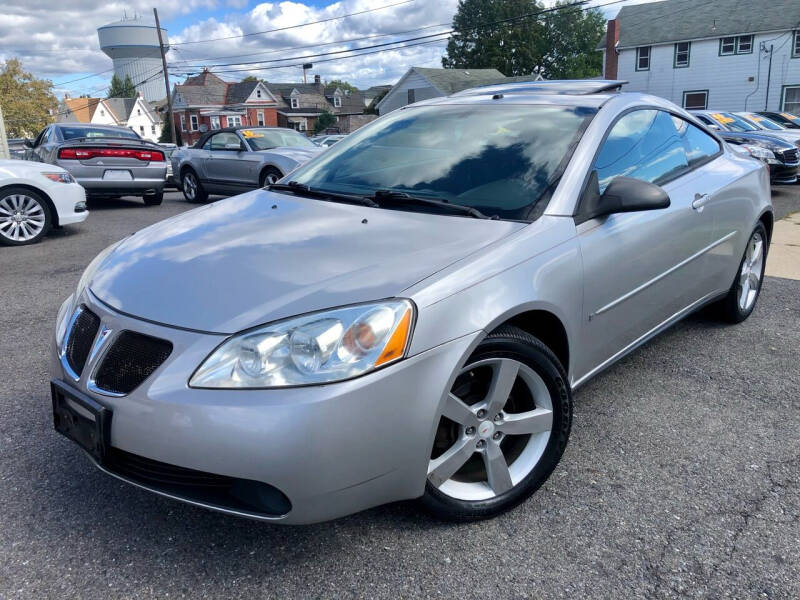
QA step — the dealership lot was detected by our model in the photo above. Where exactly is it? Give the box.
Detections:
[1,189,799,598]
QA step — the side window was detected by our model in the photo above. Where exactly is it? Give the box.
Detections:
[671,116,721,166]
[208,132,242,150]
[593,110,689,193]
[32,127,48,147]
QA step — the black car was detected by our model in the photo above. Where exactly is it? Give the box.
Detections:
[719,131,800,184]
[756,111,800,130]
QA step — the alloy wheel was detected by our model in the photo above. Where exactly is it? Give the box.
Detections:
[183,173,197,200]
[428,357,554,501]
[0,194,46,242]
[738,230,764,311]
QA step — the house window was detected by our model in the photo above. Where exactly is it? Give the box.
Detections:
[783,86,800,113]
[137,109,142,116]
[210,116,220,130]
[299,120,306,132]
[290,97,299,109]
[151,125,156,134]
[794,31,800,57]
[407,89,416,104]
[674,42,690,68]
[720,37,736,55]
[100,110,105,116]
[257,111,265,126]
[257,89,262,98]
[228,115,242,127]
[736,35,753,54]
[139,126,145,134]
[334,96,342,108]
[180,115,186,131]
[190,114,198,131]
[636,46,650,71]
[682,90,708,110]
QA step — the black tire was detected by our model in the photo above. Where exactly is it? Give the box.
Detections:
[181,169,207,203]
[420,325,572,522]
[142,191,163,206]
[0,186,53,246]
[710,222,768,323]
[259,167,283,188]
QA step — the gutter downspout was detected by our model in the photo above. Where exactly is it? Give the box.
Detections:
[764,44,774,110]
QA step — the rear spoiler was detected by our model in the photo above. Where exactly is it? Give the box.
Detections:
[61,136,160,147]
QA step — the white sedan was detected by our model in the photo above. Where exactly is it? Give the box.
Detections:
[0,159,88,246]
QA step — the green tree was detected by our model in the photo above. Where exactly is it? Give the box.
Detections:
[0,58,57,137]
[314,110,337,134]
[442,0,604,79]
[365,89,388,114]
[159,117,181,145]
[108,73,137,98]
[240,75,260,83]
[326,79,359,93]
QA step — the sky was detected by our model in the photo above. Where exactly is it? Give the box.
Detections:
[0,0,658,100]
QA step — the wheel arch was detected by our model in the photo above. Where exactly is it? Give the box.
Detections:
[758,209,773,243]
[488,309,570,374]
[0,183,58,226]
[259,163,284,185]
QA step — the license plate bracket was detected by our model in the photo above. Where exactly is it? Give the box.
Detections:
[51,380,111,464]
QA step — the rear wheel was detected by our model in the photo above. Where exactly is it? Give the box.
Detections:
[711,222,768,323]
[181,169,207,203]
[259,167,282,187]
[0,187,52,246]
[143,191,163,206]
[421,326,572,521]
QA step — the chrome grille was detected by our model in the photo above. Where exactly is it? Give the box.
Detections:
[64,307,100,378]
[92,331,172,395]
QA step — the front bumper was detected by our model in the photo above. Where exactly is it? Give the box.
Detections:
[46,182,88,225]
[51,291,477,524]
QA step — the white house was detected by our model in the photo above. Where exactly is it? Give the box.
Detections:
[600,0,800,113]
[376,67,544,114]
[57,94,161,142]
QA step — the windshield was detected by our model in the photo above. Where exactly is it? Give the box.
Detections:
[242,128,316,150]
[59,125,140,140]
[710,112,758,132]
[741,113,783,130]
[288,104,595,220]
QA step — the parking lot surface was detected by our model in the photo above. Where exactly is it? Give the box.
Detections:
[1,190,799,599]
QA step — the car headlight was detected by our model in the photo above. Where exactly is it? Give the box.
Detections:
[738,144,780,164]
[41,171,75,184]
[75,240,124,300]
[190,300,415,389]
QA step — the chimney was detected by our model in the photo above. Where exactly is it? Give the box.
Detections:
[604,19,619,79]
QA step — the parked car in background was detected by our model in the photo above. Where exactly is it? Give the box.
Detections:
[756,111,800,130]
[312,134,346,147]
[159,143,179,188]
[171,127,322,203]
[24,124,166,206]
[719,131,800,184]
[6,138,27,160]
[52,81,772,524]
[733,112,800,145]
[0,159,87,245]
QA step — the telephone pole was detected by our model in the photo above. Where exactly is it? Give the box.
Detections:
[154,8,177,145]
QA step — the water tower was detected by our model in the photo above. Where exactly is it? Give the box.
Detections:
[98,16,169,103]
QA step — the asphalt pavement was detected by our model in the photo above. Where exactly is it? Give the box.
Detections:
[1,190,798,599]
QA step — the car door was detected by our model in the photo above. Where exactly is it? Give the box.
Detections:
[576,109,717,376]
[28,127,51,163]
[204,131,258,189]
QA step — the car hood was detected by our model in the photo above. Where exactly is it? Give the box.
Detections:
[720,131,796,150]
[89,190,524,333]
[259,145,322,162]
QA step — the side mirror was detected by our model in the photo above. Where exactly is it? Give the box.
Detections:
[577,172,670,223]
[224,142,244,151]
[23,138,35,148]
[706,123,721,131]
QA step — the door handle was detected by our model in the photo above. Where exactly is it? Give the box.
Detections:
[692,193,710,210]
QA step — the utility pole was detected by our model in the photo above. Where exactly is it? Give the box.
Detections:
[154,8,177,145]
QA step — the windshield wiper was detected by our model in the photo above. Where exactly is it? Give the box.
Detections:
[268,181,378,207]
[369,189,493,219]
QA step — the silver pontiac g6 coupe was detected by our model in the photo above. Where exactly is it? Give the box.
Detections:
[51,81,772,524]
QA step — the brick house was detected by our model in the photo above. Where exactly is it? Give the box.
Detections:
[266,75,371,134]
[171,70,280,145]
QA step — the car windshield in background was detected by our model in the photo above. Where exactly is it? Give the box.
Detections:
[289,104,595,221]
[243,129,316,150]
[742,114,783,130]
[712,112,759,132]
[59,126,140,140]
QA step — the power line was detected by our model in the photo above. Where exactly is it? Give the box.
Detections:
[171,0,415,46]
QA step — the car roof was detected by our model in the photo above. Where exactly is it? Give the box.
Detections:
[452,79,628,97]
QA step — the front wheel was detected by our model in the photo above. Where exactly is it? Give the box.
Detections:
[711,222,768,323]
[0,187,52,246]
[421,326,572,521]
[259,167,282,188]
[181,170,207,203]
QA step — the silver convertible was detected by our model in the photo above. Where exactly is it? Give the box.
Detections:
[51,81,772,524]
[171,126,322,202]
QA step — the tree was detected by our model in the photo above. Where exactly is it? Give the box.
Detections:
[442,0,605,79]
[365,89,388,114]
[326,79,359,93]
[314,110,337,134]
[240,76,260,83]
[159,117,181,145]
[108,73,137,98]
[0,58,57,137]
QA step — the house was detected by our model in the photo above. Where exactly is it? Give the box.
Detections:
[361,84,392,108]
[266,75,371,134]
[376,67,545,114]
[599,0,800,113]
[170,70,280,145]
[57,93,162,142]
